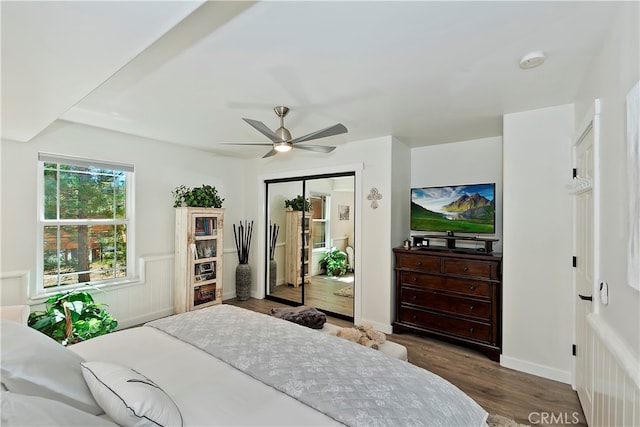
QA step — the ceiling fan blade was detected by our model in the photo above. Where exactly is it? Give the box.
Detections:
[293,144,336,154]
[262,148,278,158]
[222,142,274,147]
[242,118,281,143]
[289,123,347,144]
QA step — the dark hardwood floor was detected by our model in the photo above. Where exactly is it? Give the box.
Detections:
[269,273,354,318]
[227,297,586,427]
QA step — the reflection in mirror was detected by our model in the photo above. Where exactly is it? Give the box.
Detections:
[306,176,354,317]
[265,174,355,319]
[266,181,303,304]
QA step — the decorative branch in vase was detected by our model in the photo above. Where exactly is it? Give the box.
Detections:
[268,222,280,293]
[233,220,253,264]
[269,222,279,261]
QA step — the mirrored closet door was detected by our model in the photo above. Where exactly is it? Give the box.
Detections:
[265,172,355,320]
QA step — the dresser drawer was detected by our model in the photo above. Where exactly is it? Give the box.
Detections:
[443,258,494,278]
[396,253,441,272]
[399,271,492,297]
[399,307,491,342]
[400,287,491,319]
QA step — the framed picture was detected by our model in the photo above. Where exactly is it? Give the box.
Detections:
[338,205,350,221]
[196,241,215,258]
[199,262,213,273]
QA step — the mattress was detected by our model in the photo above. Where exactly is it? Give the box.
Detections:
[70,304,488,426]
[70,326,340,426]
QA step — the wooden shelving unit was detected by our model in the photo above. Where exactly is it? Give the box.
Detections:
[174,207,224,313]
[284,210,312,287]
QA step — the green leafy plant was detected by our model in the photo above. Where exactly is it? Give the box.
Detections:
[318,247,347,277]
[284,195,311,212]
[172,184,225,208]
[28,291,118,346]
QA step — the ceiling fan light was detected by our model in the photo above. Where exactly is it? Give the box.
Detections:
[274,142,292,153]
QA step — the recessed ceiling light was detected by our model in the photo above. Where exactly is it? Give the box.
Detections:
[519,51,545,69]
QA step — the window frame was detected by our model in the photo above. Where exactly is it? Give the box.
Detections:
[310,193,331,251]
[36,153,136,296]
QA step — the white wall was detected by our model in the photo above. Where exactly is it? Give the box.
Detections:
[410,136,503,252]
[574,1,640,357]
[502,104,574,383]
[0,120,247,310]
[250,136,404,332]
[572,4,640,423]
[390,137,411,318]
[330,190,354,248]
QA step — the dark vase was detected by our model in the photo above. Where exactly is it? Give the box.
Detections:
[236,263,251,301]
[269,259,277,294]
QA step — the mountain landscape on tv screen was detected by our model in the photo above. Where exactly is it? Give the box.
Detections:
[411,191,495,233]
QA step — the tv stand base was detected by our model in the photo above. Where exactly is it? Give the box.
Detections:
[412,234,498,253]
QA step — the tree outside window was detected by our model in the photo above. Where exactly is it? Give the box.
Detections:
[40,155,132,289]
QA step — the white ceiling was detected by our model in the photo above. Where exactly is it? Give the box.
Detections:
[2,1,623,159]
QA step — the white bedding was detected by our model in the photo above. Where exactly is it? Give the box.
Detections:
[146,305,488,426]
[0,303,488,426]
[70,326,340,426]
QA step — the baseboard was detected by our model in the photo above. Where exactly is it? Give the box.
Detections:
[500,355,572,384]
[361,319,392,334]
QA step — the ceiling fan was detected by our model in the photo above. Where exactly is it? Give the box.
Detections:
[231,106,347,158]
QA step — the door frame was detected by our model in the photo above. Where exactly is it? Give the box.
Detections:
[256,163,364,322]
[571,99,601,425]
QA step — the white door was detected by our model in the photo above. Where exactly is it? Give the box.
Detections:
[574,124,595,426]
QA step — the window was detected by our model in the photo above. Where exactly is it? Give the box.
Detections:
[311,194,329,249]
[38,153,134,291]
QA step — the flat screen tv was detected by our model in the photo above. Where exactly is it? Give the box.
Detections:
[411,183,495,234]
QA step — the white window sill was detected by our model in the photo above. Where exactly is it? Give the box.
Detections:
[28,277,142,304]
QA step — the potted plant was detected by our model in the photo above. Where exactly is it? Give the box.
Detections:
[172,184,224,208]
[28,291,118,346]
[318,247,347,277]
[284,195,311,212]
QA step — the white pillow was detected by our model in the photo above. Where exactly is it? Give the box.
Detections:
[0,319,103,415]
[81,361,183,427]
[1,390,117,426]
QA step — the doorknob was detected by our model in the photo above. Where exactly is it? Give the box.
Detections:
[578,294,593,301]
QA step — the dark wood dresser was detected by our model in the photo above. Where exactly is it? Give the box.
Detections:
[392,247,502,361]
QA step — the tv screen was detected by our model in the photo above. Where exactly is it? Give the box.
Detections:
[411,183,495,234]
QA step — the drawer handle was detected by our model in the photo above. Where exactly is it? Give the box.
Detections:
[469,305,475,310]
[412,295,417,300]
[463,266,469,272]
[417,261,423,266]
[412,277,418,282]
[469,285,476,291]
[469,327,475,333]
[412,315,417,320]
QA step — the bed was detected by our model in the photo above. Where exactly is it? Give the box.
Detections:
[1,304,488,426]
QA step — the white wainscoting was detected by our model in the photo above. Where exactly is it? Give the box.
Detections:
[1,252,240,329]
[273,242,285,286]
[222,248,238,300]
[0,270,30,305]
[588,314,639,427]
[331,236,349,252]
[104,255,175,329]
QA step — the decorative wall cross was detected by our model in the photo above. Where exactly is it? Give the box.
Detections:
[367,187,382,209]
